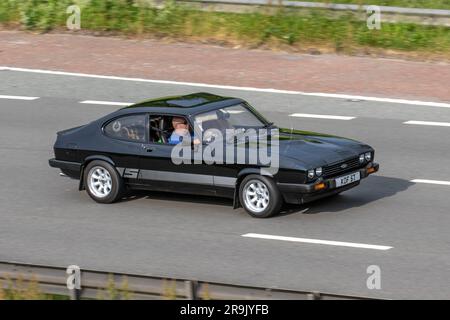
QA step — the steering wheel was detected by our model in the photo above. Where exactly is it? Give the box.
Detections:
[150,125,171,143]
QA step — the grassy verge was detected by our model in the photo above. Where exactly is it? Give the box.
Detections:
[0,274,207,300]
[0,274,132,300]
[0,276,70,300]
[0,0,449,58]
[288,0,450,10]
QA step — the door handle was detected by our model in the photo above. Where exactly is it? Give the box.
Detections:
[141,144,154,153]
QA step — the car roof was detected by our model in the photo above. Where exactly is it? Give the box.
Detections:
[118,92,244,116]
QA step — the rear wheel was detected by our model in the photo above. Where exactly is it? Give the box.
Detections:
[239,175,282,218]
[84,160,123,203]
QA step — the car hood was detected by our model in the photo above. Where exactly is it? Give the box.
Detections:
[276,128,373,169]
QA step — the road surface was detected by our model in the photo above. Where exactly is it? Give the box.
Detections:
[0,68,449,299]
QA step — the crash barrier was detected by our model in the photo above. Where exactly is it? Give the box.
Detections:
[156,0,450,26]
[0,260,383,300]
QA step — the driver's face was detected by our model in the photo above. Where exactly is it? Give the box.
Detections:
[172,118,188,129]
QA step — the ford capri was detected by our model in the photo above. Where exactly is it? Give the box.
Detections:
[49,92,379,218]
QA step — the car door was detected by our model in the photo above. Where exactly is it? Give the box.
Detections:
[136,113,216,196]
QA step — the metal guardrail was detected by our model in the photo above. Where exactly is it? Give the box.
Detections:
[168,0,450,26]
[0,261,380,300]
[185,0,450,16]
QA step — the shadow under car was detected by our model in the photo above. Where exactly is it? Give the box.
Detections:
[119,175,414,217]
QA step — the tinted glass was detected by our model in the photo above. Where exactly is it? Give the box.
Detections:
[104,115,146,142]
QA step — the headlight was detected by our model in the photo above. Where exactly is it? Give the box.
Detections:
[307,169,315,179]
[359,154,365,163]
[365,152,372,161]
[315,167,323,177]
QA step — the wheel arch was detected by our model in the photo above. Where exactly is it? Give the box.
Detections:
[78,155,116,191]
[233,168,274,209]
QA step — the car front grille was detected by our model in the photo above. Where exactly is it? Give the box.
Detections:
[323,157,362,178]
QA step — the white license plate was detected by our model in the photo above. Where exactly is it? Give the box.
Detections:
[335,171,360,187]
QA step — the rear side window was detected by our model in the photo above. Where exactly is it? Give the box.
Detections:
[104,115,146,142]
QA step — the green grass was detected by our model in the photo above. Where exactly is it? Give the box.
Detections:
[0,273,131,300]
[0,0,449,57]
[0,276,70,300]
[288,0,450,10]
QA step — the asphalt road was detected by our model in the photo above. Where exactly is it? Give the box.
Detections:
[0,69,449,299]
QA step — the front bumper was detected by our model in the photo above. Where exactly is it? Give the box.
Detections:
[278,163,379,205]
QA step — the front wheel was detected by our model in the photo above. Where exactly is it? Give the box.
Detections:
[239,175,283,218]
[84,160,124,203]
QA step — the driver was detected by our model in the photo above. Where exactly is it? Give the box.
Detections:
[169,117,200,145]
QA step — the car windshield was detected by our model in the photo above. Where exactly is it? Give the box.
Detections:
[193,104,266,132]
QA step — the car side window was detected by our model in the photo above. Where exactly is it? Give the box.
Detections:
[149,115,193,145]
[104,115,146,143]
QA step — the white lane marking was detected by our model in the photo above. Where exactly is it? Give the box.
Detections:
[0,94,39,100]
[411,179,450,186]
[301,93,450,109]
[80,100,132,106]
[2,66,450,109]
[290,113,355,120]
[1,66,300,94]
[404,120,450,127]
[242,233,393,251]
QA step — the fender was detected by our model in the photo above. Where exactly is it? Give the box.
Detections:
[78,155,116,191]
[84,155,116,167]
[237,167,274,178]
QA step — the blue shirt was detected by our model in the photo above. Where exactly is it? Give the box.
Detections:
[169,132,195,144]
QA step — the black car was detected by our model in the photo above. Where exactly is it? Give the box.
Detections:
[49,92,379,218]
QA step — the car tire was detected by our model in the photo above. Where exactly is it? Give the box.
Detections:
[84,160,124,204]
[239,174,282,218]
